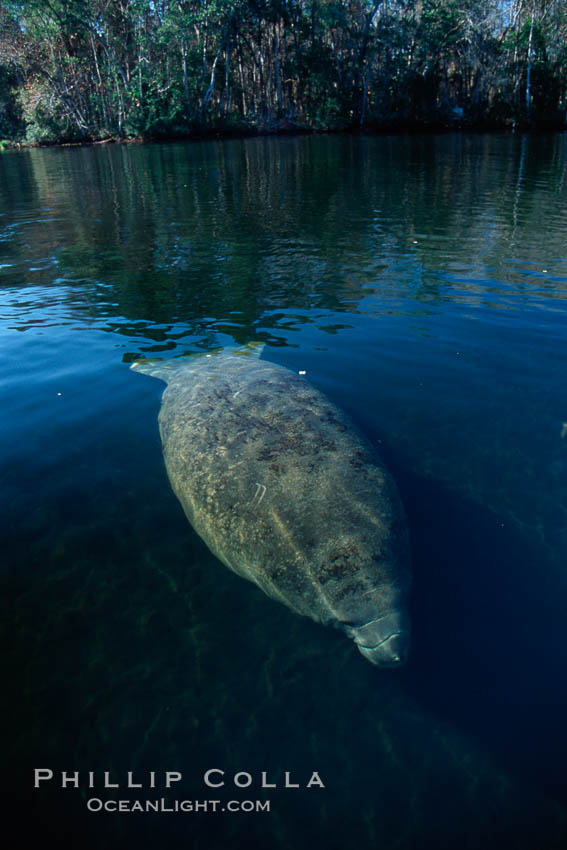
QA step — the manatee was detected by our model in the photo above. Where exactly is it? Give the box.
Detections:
[132,348,411,667]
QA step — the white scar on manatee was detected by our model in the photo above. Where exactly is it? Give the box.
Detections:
[250,482,267,505]
[268,506,343,623]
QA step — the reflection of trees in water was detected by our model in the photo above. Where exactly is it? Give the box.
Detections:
[4,133,565,349]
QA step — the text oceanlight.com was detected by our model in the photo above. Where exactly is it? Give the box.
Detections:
[87,798,270,813]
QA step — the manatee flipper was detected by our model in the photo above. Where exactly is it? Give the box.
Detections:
[131,343,265,384]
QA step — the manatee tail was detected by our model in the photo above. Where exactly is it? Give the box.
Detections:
[130,342,265,384]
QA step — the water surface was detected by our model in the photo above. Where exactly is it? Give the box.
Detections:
[2,133,567,849]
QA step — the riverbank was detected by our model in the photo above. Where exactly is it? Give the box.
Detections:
[2,116,566,152]
[3,0,565,154]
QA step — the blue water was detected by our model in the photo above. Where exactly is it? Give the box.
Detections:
[1,134,567,849]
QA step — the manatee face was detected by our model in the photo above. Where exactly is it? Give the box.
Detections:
[314,534,411,667]
[347,611,411,668]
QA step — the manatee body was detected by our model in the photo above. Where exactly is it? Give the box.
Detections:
[132,350,411,666]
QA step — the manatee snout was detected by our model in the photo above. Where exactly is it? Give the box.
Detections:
[348,611,411,668]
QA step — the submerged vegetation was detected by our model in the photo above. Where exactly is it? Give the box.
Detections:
[0,0,566,144]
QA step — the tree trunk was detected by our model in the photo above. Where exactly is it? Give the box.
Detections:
[525,1,535,118]
[273,23,283,114]
[224,43,232,117]
[238,41,247,116]
[181,41,191,119]
[201,48,221,119]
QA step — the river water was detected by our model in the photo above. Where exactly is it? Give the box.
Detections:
[1,133,567,849]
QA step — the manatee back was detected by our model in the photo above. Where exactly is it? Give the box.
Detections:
[157,355,411,630]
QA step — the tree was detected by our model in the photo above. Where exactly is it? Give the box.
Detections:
[1,0,565,143]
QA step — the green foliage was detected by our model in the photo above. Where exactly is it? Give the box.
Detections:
[1,0,566,143]
[22,102,83,146]
[0,65,23,140]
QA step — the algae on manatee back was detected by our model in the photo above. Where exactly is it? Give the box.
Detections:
[132,348,411,666]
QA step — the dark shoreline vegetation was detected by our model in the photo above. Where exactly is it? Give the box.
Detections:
[1,0,566,148]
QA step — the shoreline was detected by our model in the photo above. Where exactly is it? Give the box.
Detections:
[3,120,566,152]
